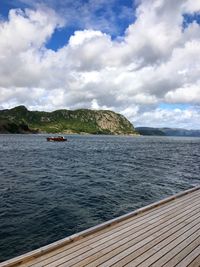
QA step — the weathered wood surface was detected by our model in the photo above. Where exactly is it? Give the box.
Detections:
[1,186,200,267]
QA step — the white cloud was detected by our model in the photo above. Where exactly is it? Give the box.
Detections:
[133,108,200,129]
[18,0,134,35]
[183,0,200,13]
[165,82,200,104]
[0,0,200,128]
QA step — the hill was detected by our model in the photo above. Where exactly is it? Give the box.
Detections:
[0,106,137,135]
[135,127,165,136]
[136,127,200,137]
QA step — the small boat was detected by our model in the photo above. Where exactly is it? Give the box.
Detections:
[47,136,67,142]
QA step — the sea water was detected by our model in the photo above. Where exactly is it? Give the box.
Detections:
[0,134,200,261]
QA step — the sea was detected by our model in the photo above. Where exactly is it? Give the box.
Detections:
[0,134,200,262]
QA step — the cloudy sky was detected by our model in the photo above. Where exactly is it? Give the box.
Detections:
[0,0,200,129]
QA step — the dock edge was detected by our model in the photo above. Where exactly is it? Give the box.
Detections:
[1,185,200,267]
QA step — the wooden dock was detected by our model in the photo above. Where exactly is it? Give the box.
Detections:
[1,186,200,267]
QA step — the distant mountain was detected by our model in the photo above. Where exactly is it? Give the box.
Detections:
[0,106,138,135]
[161,128,200,137]
[135,127,166,136]
[136,127,200,137]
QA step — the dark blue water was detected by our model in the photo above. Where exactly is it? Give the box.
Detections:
[0,134,200,262]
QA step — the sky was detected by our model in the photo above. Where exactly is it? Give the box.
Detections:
[0,0,200,129]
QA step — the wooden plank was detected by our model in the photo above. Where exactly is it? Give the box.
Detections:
[174,244,200,267]
[161,238,200,267]
[55,203,200,266]
[33,196,199,267]
[149,231,200,266]
[0,187,200,267]
[97,211,200,267]
[130,223,200,267]
[23,191,199,266]
[47,218,190,267]
[188,254,200,267]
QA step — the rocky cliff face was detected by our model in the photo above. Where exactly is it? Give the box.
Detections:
[0,106,137,135]
[94,111,134,134]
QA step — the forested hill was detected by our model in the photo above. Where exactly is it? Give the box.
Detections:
[0,106,137,135]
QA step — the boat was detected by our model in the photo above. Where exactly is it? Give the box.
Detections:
[47,136,67,142]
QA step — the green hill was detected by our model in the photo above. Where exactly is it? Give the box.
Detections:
[0,106,137,135]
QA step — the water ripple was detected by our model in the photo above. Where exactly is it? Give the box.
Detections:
[0,134,200,261]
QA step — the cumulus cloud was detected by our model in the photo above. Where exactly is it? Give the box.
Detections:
[0,0,200,128]
[133,107,200,129]
[17,0,134,36]
[165,82,200,104]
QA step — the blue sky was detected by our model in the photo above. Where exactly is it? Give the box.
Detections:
[1,0,199,50]
[183,13,200,28]
[0,0,200,128]
[0,0,136,50]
